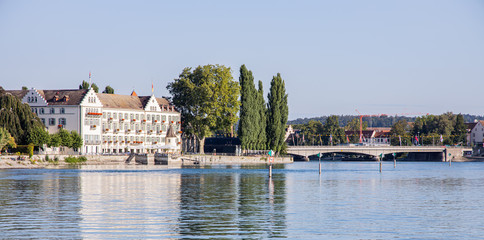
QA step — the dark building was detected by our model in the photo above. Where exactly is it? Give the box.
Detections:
[204,137,241,155]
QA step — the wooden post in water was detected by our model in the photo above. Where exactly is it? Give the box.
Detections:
[449,153,452,167]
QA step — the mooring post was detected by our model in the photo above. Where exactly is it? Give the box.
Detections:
[449,153,452,167]
[269,162,272,178]
[393,153,396,168]
[318,153,321,175]
[379,156,382,173]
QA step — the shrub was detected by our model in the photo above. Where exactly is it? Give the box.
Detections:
[64,156,87,164]
[27,143,34,158]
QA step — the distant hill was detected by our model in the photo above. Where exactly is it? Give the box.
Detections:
[288,114,484,128]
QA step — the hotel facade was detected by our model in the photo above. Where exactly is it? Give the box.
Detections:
[7,88,181,155]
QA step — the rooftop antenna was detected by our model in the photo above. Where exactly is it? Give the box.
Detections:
[151,80,154,94]
[89,71,92,88]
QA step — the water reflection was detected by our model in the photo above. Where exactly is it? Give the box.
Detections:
[0,170,82,239]
[2,162,483,239]
[178,166,287,238]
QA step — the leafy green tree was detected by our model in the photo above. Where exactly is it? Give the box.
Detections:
[79,80,90,90]
[256,80,267,150]
[266,73,288,154]
[26,126,50,147]
[103,85,115,94]
[58,129,72,147]
[300,120,324,145]
[167,64,240,153]
[0,127,12,151]
[91,83,99,93]
[322,116,345,145]
[48,133,61,147]
[0,91,44,144]
[22,86,28,90]
[390,119,411,146]
[238,65,258,150]
[70,131,83,150]
[452,114,467,145]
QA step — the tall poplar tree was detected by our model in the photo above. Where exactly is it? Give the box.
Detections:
[256,80,267,150]
[266,73,288,154]
[238,65,258,150]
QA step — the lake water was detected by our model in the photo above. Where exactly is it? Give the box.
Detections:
[1,161,483,239]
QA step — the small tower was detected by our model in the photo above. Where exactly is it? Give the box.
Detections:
[165,124,178,152]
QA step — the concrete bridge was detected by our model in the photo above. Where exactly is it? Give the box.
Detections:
[287,146,470,161]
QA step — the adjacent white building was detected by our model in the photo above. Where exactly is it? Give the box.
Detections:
[7,88,181,154]
[466,121,484,146]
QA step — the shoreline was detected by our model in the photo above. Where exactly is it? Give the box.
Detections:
[0,154,294,169]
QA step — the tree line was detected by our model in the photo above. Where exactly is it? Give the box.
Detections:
[390,113,467,146]
[167,64,289,155]
[289,113,470,146]
[289,114,484,128]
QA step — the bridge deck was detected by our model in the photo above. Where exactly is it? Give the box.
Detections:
[287,146,448,158]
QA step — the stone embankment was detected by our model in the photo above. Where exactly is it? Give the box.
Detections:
[1,154,293,169]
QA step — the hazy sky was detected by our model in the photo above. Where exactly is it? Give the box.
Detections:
[1,0,483,120]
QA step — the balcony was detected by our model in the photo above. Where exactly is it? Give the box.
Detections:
[87,112,102,116]
[84,140,101,145]
[58,124,64,129]
[157,130,163,135]
[104,128,110,133]
[90,125,97,129]
[132,119,137,122]
[120,118,125,122]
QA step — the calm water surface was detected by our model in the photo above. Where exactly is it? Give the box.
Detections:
[0,162,483,239]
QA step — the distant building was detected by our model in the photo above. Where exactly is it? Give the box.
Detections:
[6,88,181,155]
[345,129,391,146]
[466,120,484,146]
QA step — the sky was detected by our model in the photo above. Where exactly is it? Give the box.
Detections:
[1,0,483,120]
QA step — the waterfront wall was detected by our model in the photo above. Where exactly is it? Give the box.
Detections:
[181,155,293,165]
[1,154,292,166]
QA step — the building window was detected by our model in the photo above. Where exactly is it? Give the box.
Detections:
[59,118,66,126]
[41,118,45,125]
[39,108,45,114]
[60,108,65,114]
[49,118,56,126]
[50,108,55,114]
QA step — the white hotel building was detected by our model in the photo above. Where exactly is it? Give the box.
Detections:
[7,88,181,155]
